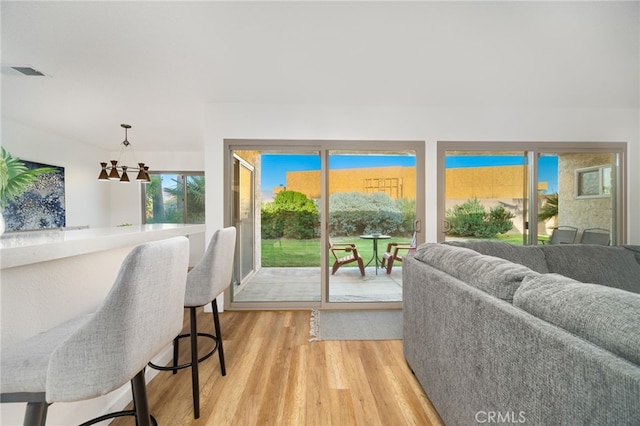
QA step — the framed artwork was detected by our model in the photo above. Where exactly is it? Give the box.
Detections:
[2,160,65,231]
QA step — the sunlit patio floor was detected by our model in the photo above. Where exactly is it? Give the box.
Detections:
[232,265,403,303]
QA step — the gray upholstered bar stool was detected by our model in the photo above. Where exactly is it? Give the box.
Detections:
[0,236,189,426]
[149,226,236,419]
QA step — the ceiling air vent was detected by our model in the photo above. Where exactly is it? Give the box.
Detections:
[11,66,46,76]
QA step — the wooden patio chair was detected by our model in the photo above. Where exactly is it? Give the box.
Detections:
[381,231,417,274]
[329,239,365,276]
[580,227,610,245]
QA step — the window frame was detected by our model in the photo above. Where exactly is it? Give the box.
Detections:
[141,170,205,224]
[575,164,611,199]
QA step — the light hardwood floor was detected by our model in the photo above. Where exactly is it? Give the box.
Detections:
[112,310,444,426]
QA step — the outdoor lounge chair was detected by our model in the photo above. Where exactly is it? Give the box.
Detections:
[547,225,578,244]
[381,231,417,274]
[580,227,611,245]
[329,239,365,276]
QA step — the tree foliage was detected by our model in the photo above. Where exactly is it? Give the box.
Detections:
[537,192,558,223]
[446,197,515,238]
[262,190,319,239]
[146,175,205,223]
[0,147,56,207]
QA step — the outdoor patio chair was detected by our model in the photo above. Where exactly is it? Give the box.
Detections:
[381,231,417,274]
[329,239,366,276]
[546,225,578,244]
[580,227,610,245]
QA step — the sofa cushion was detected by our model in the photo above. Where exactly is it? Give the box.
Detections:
[444,240,549,273]
[623,245,640,265]
[414,243,536,302]
[538,245,640,294]
[514,273,640,366]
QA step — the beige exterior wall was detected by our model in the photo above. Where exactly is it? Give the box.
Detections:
[558,153,613,241]
[284,166,417,200]
[445,165,529,199]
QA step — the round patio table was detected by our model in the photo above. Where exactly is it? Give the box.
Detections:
[359,234,391,275]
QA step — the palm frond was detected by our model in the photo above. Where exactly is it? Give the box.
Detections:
[0,147,57,206]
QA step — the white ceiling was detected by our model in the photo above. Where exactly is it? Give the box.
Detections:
[2,1,638,152]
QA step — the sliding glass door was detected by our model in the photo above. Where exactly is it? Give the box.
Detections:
[327,150,419,303]
[229,148,323,306]
[439,142,626,246]
[225,140,424,310]
[442,150,529,244]
[535,150,620,245]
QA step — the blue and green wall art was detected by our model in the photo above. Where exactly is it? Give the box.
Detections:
[3,160,66,231]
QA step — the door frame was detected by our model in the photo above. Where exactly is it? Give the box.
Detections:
[223,139,425,310]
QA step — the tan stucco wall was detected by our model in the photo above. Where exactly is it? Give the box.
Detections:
[282,165,543,235]
[284,166,417,200]
[445,165,530,199]
[558,153,613,241]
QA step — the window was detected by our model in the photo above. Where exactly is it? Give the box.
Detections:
[438,142,626,246]
[143,172,205,224]
[575,165,611,198]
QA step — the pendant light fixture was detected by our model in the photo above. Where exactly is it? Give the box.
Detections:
[98,124,150,183]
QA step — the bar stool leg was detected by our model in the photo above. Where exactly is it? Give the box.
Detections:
[130,370,152,426]
[211,301,226,376]
[24,402,48,426]
[189,307,200,419]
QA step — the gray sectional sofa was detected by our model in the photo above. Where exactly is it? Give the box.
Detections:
[403,241,640,426]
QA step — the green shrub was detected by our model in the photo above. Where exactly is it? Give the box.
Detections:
[446,198,514,238]
[261,190,319,239]
[329,192,403,236]
[395,197,417,234]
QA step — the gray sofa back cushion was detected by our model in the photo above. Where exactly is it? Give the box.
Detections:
[624,245,640,264]
[414,244,536,302]
[538,245,640,294]
[445,240,549,273]
[514,274,640,366]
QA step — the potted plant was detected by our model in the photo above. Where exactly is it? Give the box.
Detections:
[0,147,56,234]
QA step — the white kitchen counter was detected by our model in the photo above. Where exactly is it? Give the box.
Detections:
[1,223,205,269]
[0,223,206,425]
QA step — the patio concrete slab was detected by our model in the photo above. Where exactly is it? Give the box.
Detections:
[232,265,403,303]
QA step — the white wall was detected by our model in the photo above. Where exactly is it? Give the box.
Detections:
[1,119,206,228]
[204,103,640,244]
[2,119,112,228]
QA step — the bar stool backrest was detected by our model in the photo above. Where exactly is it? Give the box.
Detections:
[46,236,189,402]
[184,227,236,307]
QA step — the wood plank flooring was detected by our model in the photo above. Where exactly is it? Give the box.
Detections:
[111,310,444,426]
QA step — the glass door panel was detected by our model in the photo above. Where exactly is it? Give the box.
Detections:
[443,151,528,245]
[327,150,417,303]
[230,149,322,304]
[536,151,616,245]
[232,156,255,283]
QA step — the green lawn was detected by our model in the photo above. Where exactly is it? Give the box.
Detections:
[261,234,550,267]
[261,236,414,267]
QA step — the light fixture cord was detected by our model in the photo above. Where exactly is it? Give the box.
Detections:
[115,126,141,170]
